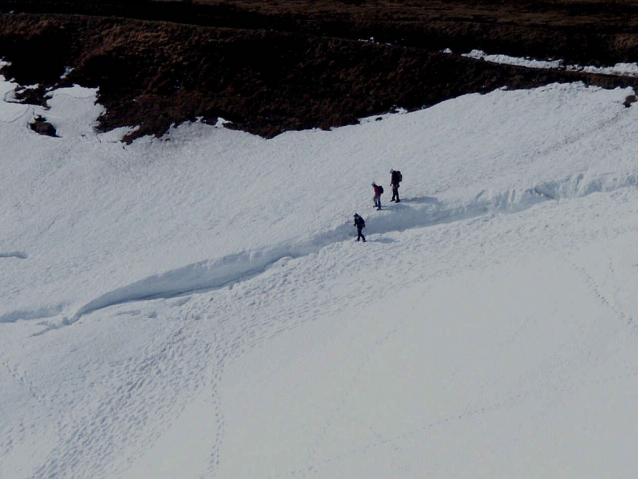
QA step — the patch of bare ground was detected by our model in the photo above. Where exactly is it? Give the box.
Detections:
[1,1,638,142]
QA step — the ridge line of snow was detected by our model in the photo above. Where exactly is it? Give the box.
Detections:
[0,304,66,324]
[43,170,638,328]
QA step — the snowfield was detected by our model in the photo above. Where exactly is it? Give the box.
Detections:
[2,70,638,478]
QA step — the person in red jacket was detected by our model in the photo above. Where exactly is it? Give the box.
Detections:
[372,182,383,210]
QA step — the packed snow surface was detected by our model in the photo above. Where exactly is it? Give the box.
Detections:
[2,72,638,478]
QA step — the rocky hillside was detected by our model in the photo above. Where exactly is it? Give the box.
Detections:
[1,0,638,142]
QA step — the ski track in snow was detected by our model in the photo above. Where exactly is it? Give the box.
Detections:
[30,316,230,479]
[39,170,638,329]
[1,355,47,405]
[569,258,637,327]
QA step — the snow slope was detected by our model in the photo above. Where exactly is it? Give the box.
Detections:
[2,73,638,478]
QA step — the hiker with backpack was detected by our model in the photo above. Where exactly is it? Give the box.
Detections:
[390,169,402,202]
[353,213,366,242]
[372,182,383,210]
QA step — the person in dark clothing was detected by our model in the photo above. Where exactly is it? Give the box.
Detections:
[372,182,383,210]
[390,169,402,202]
[353,213,366,242]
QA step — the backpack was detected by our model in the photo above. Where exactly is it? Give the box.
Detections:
[379,185,384,194]
[396,171,402,182]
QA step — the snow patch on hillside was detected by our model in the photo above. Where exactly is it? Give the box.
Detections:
[461,49,638,77]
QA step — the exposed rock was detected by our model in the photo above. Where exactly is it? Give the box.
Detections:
[624,94,637,107]
[29,115,58,137]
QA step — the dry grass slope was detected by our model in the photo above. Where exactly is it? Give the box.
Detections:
[1,0,638,141]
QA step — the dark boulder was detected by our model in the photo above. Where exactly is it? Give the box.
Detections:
[29,115,58,137]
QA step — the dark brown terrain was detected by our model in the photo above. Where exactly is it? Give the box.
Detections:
[2,0,638,142]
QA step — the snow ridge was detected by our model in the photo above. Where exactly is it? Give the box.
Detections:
[64,170,638,324]
[0,304,65,324]
[68,247,318,324]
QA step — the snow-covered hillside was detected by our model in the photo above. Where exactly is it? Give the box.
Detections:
[2,72,638,478]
